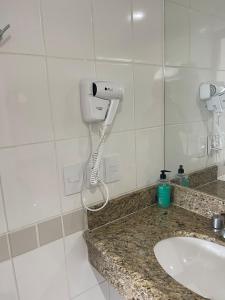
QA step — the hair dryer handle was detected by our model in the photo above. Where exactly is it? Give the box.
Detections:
[103,99,120,126]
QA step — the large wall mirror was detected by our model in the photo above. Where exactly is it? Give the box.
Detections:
[164,0,225,198]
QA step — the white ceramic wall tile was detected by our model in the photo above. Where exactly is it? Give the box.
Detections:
[96,62,134,132]
[216,1,225,17]
[74,282,109,300]
[65,232,105,299]
[41,0,94,59]
[190,10,213,68]
[0,54,53,147]
[93,0,133,61]
[216,70,225,86]
[165,1,189,66]
[165,122,207,176]
[166,0,189,7]
[0,0,44,54]
[0,143,60,230]
[0,260,18,300]
[136,127,164,188]
[134,64,163,129]
[133,0,163,64]
[109,283,124,300]
[0,181,7,234]
[165,67,211,124]
[13,239,69,300]
[211,17,225,70]
[47,58,95,140]
[190,0,216,15]
[56,137,89,212]
[102,131,136,198]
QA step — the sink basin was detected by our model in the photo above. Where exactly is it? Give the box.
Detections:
[154,237,225,300]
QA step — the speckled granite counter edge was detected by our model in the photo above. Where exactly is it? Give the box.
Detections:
[86,237,166,300]
[188,165,218,188]
[172,183,225,218]
[84,206,213,300]
[87,185,157,230]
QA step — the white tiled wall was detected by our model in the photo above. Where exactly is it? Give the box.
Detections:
[0,0,164,299]
[165,0,225,176]
[0,260,18,300]
[64,232,105,299]
[13,239,69,300]
[0,183,7,234]
[0,142,60,230]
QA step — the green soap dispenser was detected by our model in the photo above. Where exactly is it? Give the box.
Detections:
[157,170,171,208]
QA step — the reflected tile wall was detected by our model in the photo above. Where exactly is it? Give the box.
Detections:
[165,0,225,175]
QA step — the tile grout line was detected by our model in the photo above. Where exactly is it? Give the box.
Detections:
[60,207,71,300]
[69,279,108,300]
[0,125,165,151]
[35,224,40,248]
[38,0,64,223]
[0,178,21,300]
[2,49,225,72]
[90,0,97,67]
[0,177,21,299]
[0,50,166,67]
[167,0,225,23]
[165,119,209,127]
[130,0,138,190]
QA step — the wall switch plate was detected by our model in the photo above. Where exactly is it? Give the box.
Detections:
[63,164,83,196]
[207,135,223,155]
[104,154,121,183]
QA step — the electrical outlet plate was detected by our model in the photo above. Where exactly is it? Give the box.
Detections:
[63,154,121,196]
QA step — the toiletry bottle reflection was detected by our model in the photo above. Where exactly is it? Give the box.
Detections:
[175,165,189,187]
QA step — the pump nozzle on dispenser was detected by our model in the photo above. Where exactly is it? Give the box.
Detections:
[160,170,171,180]
[178,165,184,174]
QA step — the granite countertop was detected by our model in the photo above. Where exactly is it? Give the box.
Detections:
[84,205,225,300]
[196,180,225,200]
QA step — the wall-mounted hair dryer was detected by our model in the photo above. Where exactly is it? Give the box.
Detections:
[200,82,225,114]
[200,82,225,156]
[80,79,124,126]
[80,79,124,212]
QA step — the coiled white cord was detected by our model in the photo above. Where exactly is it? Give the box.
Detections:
[81,124,109,212]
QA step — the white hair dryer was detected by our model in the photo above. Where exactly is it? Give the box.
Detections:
[80,79,124,126]
[80,79,124,212]
[200,82,225,114]
[200,82,225,156]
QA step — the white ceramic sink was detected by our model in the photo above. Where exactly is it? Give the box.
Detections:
[154,237,225,300]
